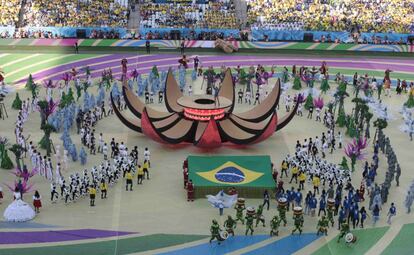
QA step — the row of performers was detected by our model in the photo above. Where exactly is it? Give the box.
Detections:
[177,56,330,87]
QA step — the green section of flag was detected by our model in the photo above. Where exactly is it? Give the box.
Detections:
[188,155,274,187]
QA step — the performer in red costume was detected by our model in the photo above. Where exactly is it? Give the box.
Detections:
[186,179,194,202]
[121,58,128,82]
[384,69,393,97]
[178,55,189,69]
[319,61,328,76]
[0,69,4,85]
[183,167,189,189]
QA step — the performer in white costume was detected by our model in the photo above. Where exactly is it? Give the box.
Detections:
[3,188,35,222]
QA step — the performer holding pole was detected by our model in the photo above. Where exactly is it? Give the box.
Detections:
[214,84,221,107]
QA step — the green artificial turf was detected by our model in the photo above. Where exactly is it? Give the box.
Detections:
[0,234,207,255]
[312,226,389,255]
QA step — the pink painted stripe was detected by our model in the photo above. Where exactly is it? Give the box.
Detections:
[59,39,79,46]
[34,39,57,46]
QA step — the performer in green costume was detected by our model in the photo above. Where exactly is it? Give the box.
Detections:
[224,215,236,236]
[291,214,304,235]
[235,202,245,225]
[245,214,255,235]
[209,219,222,244]
[278,206,287,226]
[337,222,350,243]
[255,204,266,227]
[292,73,302,90]
[317,216,329,236]
[327,206,335,227]
[270,215,281,236]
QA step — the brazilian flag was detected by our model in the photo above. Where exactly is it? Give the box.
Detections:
[188,155,275,198]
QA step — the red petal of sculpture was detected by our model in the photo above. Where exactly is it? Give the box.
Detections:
[141,108,166,144]
[249,113,278,144]
[194,118,222,148]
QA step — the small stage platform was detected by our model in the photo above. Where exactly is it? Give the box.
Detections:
[187,155,275,199]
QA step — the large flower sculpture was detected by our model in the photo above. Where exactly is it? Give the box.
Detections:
[111,69,299,148]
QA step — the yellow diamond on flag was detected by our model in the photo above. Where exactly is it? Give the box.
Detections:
[196,161,264,185]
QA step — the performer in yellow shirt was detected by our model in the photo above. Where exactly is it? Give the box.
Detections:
[137,164,144,184]
[89,185,96,207]
[281,160,288,178]
[289,165,299,184]
[100,179,108,199]
[298,171,306,190]
[313,175,320,195]
[143,160,150,180]
[126,170,133,191]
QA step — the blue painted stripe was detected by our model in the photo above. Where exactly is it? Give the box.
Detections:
[158,235,270,255]
[243,233,321,255]
[251,42,290,47]
[114,40,132,46]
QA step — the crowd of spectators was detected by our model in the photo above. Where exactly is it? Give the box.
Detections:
[247,0,414,33]
[10,28,122,39]
[22,0,128,27]
[0,0,21,26]
[142,30,243,40]
[1,0,414,42]
[140,0,238,29]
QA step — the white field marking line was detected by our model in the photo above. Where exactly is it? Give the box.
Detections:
[307,43,320,50]
[6,54,77,77]
[92,39,102,46]
[133,238,211,255]
[365,224,403,255]
[226,236,281,255]
[1,54,41,68]
[9,39,21,45]
[0,53,10,61]
[0,233,144,249]
[327,44,339,50]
